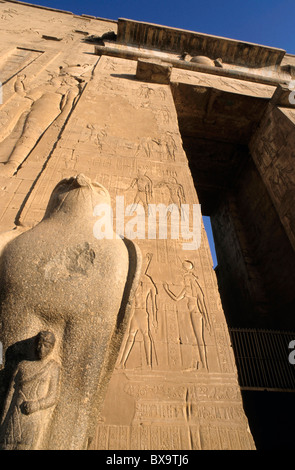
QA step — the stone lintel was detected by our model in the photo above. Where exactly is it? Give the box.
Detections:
[95,44,287,88]
[117,18,286,69]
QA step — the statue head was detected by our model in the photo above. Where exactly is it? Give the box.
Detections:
[35,330,56,360]
[43,174,111,221]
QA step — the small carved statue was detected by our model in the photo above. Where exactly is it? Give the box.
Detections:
[0,331,60,450]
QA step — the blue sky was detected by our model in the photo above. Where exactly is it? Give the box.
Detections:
[20,0,294,268]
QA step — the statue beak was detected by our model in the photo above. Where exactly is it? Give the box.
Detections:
[75,174,91,188]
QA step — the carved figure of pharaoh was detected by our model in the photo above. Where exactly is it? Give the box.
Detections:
[0,174,141,449]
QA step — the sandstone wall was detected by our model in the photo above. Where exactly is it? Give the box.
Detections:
[7,0,295,449]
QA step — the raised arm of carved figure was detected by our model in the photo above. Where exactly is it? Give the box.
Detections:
[163,282,185,302]
[147,281,158,328]
[192,274,211,333]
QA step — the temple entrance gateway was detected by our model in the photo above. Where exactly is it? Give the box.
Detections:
[0,2,295,450]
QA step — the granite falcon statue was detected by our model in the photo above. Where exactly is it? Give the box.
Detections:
[0,174,142,450]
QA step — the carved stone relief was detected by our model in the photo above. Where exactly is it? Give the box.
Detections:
[127,169,154,213]
[0,65,87,177]
[119,253,158,369]
[249,106,295,250]
[163,260,211,371]
[0,47,42,85]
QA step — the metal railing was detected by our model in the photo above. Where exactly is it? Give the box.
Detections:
[229,328,295,391]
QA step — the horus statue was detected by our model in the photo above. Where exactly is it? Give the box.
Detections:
[0,174,141,449]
